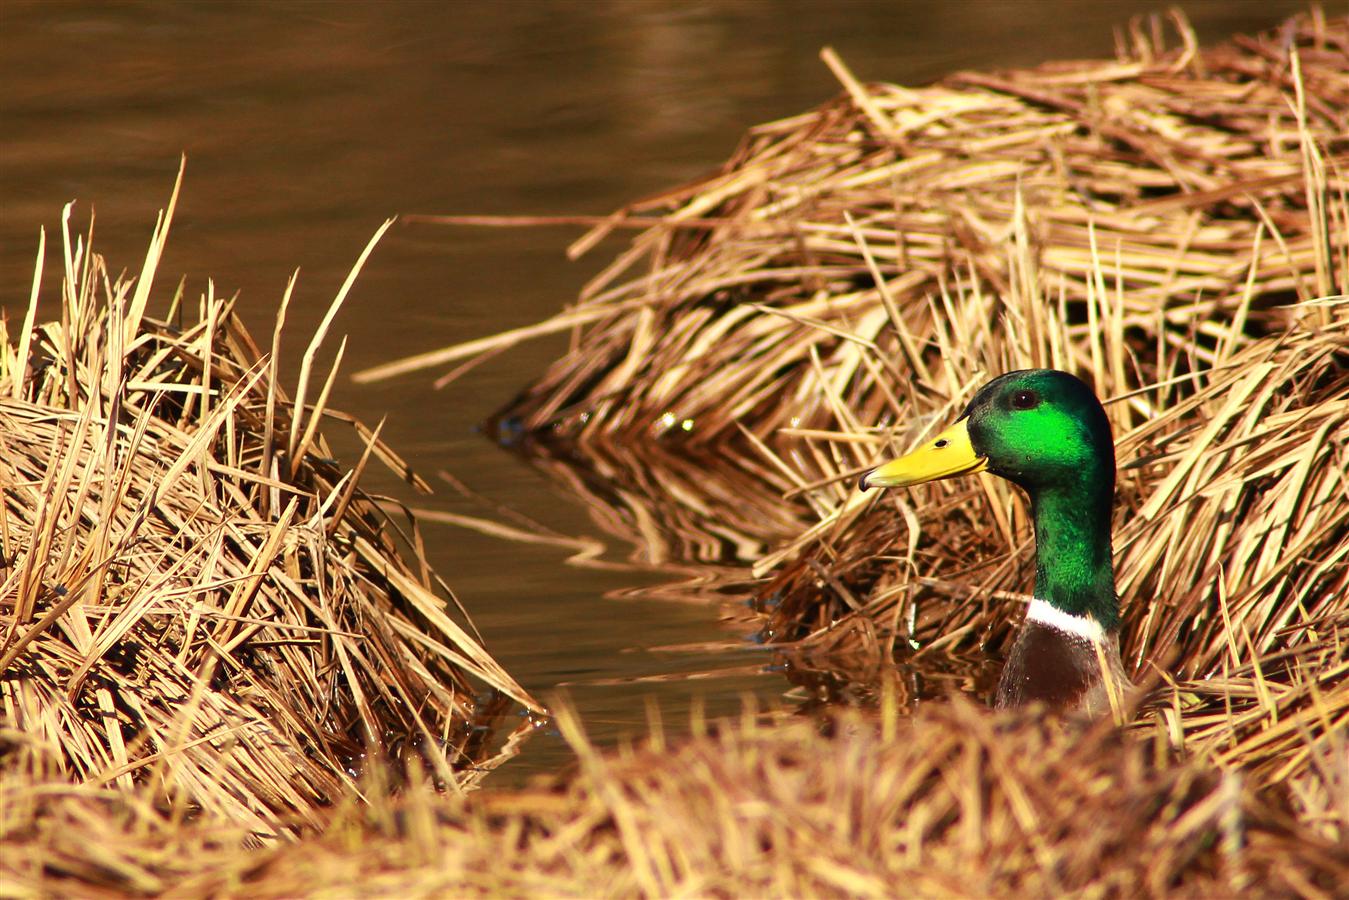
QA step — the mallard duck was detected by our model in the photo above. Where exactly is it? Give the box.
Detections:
[859,369,1129,715]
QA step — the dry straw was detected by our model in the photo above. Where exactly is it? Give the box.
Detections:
[0,166,538,842]
[7,11,1349,898]
[6,697,1347,896]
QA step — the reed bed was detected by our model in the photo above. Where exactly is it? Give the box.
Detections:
[359,11,1347,453]
[353,12,1348,892]
[6,697,1346,897]
[0,178,537,845]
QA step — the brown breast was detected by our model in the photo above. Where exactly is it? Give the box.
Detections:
[995,620,1128,715]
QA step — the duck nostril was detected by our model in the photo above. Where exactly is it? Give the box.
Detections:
[935,439,948,448]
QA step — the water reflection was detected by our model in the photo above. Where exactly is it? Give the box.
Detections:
[484,433,1006,720]
[501,434,797,569]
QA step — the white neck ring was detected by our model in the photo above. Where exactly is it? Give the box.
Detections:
[1026,597,1107,643]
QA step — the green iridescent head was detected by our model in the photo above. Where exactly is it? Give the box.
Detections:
[960,369,1115,495]
[861,369,1119,628]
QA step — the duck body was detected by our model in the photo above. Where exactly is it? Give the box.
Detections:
[859,369,1130,715]
[998,599,1128,714]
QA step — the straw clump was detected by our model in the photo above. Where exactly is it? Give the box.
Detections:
[363,12,1347,451]
[7,699,1347,897]
[0,179,536,844]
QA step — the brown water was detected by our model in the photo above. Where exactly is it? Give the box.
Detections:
[0,0,1308,780]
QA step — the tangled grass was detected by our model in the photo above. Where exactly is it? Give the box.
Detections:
[0,170,537,847]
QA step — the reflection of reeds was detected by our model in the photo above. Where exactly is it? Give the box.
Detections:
[0,174,536,841]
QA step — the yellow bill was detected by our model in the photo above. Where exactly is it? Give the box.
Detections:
[859,417,987,491]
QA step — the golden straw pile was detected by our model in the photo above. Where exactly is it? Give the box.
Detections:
[0,172,537,853]
[8,698,1347,896]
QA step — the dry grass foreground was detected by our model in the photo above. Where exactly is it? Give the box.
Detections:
[6,697,1347,897]
[0,169,538,852]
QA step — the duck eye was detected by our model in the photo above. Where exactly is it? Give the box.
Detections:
[1011,389,1039,410]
